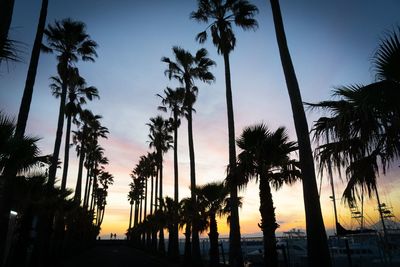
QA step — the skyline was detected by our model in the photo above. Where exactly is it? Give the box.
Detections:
[1,0,400,238]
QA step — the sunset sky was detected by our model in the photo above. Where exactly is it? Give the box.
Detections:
[1,0,400,239]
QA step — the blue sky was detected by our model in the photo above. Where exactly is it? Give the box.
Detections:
[1,0,400,237]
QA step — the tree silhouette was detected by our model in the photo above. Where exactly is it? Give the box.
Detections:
[191,2,258,265]
[42,18,98,190]
[162,46,215,265]
[268,1,331,265]
[237,124,300,267]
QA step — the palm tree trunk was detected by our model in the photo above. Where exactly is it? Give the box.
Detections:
[0,0,15,57]
[90,177,96,212]
[159,155,163,205]
[139,196,143,223]
[173,112,180,201]
[159,227,165,255]
[208,213,220,267]
[150,175,154,215]
[48,81,68,189]
[144,177,148,220]
[74,144,85,204]
[61,113,72,191]
[155,167,159,211]
[83,164,91,208]
[171,113,180,261]
[129,203,133,229]
[187,106,202,266]
[259,176,278,267]
[134,201,139,227]
[184,223,192,266]
[223,51,243,267]
[0,2,47,259]
[15,0,48,139]
[269,1,331,266]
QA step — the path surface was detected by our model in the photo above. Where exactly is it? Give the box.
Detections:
[60,241,179,267]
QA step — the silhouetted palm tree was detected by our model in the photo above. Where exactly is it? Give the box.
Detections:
[191,2,258,265]
[0,0,17,63]
[157,86,185,260]
[96,171,113,227]
[73,110,108,204]
[42,18,98,189]
[268,1,331,265]
[162,196,180,260]
[162,46,215,265]
[0,2,48,258]
[309,27,400,242]
[50,68,99,191]
[0,113,41,175]
[128,189,135,231]
[195,182,229,267]
[0,112,45,262]
[15,0,48,139]
[147,115,173,255]
[179,197,194,266]
[237,124,300,267]
[309,27,400,205]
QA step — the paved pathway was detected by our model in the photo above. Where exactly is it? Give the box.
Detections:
[60,243,179,267]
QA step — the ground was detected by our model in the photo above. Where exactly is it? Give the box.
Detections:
[60,241,179,267]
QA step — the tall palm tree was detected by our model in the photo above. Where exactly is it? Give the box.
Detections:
[147,116,173,207]
[15,0,48,139]
[195,182,229,267]
[309,27,400,242]
[128,189,135,231]
[191,2,258,265]
[147,115,173,255]
[50,68,99,191]
[162,46,215,265]
[73,110,108,204]
[0,112,43,262]
[267,1,332,266]
[42,18,98,190]
[237,124,300,267]
[95,171,113,227]
[157,86,185,260]
[178,197,194,266]
[0,0,16,63]
[157,87,185,203]
[161,196,180,260]
[0,1,48,259]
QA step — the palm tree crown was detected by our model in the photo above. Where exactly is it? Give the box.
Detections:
[191,0,258,54]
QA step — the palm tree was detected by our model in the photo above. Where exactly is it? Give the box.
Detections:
[147,116,173,208]
[15,0,48,139]
[147,115,173,255]
[179,197,194,266]
[161,196,180,260]
[0,0,17,63]
[95,171,113,227]
[50,68,99,192]
[128,189,135,231]
[191,2,258,265]
[73,110,108,204]
[42,18,98,189]
[162,46,215,265]
[0,112,43,262]
[195,182,229,267]
[268,1,331,265]
[308,27,400,242]
[0,2,48,259]
[157,86,185,259]
[157,87,185,203]
[237,124,300,267]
